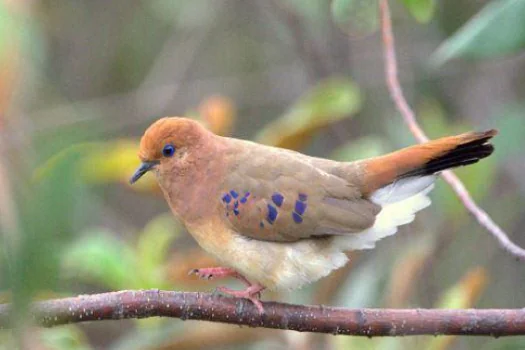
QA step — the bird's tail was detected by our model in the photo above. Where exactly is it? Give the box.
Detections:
[337,129,496,251]
[361,129,497,199]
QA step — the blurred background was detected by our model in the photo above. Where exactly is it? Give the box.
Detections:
[1,0,525,349]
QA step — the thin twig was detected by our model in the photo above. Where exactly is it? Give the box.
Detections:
[1,290,525,336]
[378,0,525,261]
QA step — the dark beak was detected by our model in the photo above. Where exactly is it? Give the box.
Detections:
[129,160,159,185]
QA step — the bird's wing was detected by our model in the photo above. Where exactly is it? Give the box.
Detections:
[217,141,380,242]
[217,129,496,243]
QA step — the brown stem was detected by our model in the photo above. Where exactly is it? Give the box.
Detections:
[1,290,525,336]
[378,0,525,261]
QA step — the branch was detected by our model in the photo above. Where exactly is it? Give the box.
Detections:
[1,290,525,336]
[378,0,525,261]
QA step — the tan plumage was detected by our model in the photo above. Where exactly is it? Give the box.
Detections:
[130,117,496,312]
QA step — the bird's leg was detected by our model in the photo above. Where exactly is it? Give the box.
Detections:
[188,267,251,286]
[216,283,266,314]
[189,267,266,312]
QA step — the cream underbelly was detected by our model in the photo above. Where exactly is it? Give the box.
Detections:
[186,221,348,290]
[221,234,349,289]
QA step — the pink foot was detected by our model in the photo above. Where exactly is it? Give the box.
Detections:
[188,267,266,313]
[188,267,251,286]
[217,284,266,314]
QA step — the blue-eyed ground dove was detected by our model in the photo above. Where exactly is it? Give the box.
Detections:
[130,117,496,312]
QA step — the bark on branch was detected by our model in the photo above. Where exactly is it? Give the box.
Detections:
[1,290,525,336]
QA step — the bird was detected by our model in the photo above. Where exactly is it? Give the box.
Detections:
[130,117,496,313]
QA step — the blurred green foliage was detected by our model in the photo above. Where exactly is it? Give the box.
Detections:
[331,135,388,161]
[331,0,436,36]
[256,78,362,149]
[400,0,436,23]
[63,214,180,291]
[6,152,83,311]
[0,0,524,349]
[331,0,379,35]
[432,0,525,65]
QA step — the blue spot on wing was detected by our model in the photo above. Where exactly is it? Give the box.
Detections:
[271,193,284,207]
[240,192,250,204]
[292,212,303,224]
[295,200,307,215]
[298,193,308,202]
[233,208,239,216]
[230,190,239,199]
[267,204,278,224]
[222,193,232,204]
[234,200,239,209]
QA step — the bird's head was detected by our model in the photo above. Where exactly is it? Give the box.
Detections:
[129,117,212,185]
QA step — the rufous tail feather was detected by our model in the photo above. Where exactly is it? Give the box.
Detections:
[361,129,497,197]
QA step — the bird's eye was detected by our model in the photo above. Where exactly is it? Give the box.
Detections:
[162,144,176,157]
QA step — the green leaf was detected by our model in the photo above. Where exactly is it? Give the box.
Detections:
[331,0,379,36]
[62,230,138,290]
[256,77,362,150]
[400,0,435,23]
[431,0,525,66]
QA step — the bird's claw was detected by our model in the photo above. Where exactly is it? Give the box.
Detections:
[216,285,266,314]
[188,267,266,312]
[188,268,214,280]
